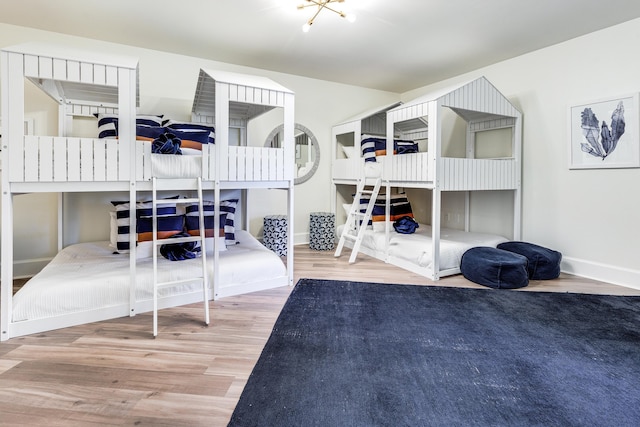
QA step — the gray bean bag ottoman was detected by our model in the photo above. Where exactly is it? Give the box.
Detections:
[497,241,562,280]
[460,246,529,289]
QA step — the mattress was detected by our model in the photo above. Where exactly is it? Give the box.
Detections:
[11,229,286,322]
[338,223,508,271]
[151,152,203,178]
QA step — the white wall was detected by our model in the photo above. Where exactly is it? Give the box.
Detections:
[401,18,640,288]
[0,23,398,275]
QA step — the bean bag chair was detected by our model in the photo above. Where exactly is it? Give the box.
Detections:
[460,246,529,289]
[497,241,562,280]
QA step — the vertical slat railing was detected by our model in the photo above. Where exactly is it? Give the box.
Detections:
[16,136,129,183]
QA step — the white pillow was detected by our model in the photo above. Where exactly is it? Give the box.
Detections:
[341,146,355,159]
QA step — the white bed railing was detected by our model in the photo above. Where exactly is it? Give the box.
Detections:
[15,136,129,182]
[9,137,288,184]
[439,157,518,191]
[332,152,518,191]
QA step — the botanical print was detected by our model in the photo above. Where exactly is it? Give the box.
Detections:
[569,94,639,169]
[580,101,625,160]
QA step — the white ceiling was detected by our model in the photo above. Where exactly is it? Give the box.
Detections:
[2,0,640,93]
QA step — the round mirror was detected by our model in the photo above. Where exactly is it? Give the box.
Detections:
[265,123,320,185]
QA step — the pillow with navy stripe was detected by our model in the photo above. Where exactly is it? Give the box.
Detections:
[111,198,179,253]
[185,199,238,244]
[95,113,164,138]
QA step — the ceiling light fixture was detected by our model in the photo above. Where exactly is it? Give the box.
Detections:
[298,0,356,33]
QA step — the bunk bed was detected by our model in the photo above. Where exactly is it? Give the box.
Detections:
[332,77,521,280]
[1,43,295,340]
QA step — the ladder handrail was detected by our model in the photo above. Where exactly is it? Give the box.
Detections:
[334,177,382,264]
[151,177,209,337]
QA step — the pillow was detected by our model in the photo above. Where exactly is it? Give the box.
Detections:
[341,146,355,159]
[168,128,213,150]
[357,193,414,226]
[135,125,167,142]
[163,120,215,133]
[185,210,227,238]
[164,120,215,149]
[361,134,418,161]
[186,199,239,244]
[136,215,184,243]
[111,198,179,253]
[95,113,164,138]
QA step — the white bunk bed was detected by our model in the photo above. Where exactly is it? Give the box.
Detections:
[332,77,521,281]
[0,43,295,340]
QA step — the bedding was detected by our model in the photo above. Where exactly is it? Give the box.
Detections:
[337,223,508,271]
[11,230,285,322]
[361,134,418,162]
[355,193,414,230]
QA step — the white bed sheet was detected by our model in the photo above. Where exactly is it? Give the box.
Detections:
[151,153,203,178]
[338,224,508,271]
[12,230,285,322]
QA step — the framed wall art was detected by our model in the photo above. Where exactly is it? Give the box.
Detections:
[568,93,639,169]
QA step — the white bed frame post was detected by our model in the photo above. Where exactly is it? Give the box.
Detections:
[513,112,523,240]
[0,50,25,341]
[283,93,295,286]
[118,66,138,317]
[429,100,442,281]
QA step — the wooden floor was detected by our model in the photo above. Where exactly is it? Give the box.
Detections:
[1,245,638,426]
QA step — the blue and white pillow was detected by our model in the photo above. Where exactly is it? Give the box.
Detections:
[357,193,414,230]
[164,120,215,149]
[361,135,418,162]
[95,113,164,139]
[185,199,238,245]
[111,198,179,253]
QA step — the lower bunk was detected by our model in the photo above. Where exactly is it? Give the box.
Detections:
[337,223,508,280]
[7,229,287,339]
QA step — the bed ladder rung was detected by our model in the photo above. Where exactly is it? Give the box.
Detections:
[153,235,203,245]
[151,176,210,338]
[334,177,382,264]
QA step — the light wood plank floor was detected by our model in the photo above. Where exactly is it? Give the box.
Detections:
[1,245,638,426]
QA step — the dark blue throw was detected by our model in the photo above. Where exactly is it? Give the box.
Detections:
[159,232,200,261]
[152,132,182,155]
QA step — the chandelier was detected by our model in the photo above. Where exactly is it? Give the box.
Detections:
[297,0,356,33]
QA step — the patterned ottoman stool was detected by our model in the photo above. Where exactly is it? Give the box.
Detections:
[460,246,529,289]
[497,241,562,280]
[309,212,335,251]
[263,215,287,256]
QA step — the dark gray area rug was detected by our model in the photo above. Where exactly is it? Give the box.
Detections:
[228,278,640,427]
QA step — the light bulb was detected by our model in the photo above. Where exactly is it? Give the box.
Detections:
[302,22,312,32]
[345,13,356,23]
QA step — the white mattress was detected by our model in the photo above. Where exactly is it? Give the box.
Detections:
[151,153,203,178]
[338,224,508,271]
[12,230,286,322]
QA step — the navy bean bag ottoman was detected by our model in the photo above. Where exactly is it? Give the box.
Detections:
[497,241,562,280]
[460,246,529,289]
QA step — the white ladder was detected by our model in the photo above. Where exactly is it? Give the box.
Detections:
[151,177,209,337]
[334,177,382,264]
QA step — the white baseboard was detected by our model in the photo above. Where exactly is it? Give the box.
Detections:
[561,257,640,290]
[6,257,53,279]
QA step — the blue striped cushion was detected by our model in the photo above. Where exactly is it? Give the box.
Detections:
[361,135,418,162]
[95,113,164,138]
[185,199,239,244]
[357,193,414,225]
[111,199,179,253]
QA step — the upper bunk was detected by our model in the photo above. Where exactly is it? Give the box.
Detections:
[191,68,295,188]
[0,43,295,194]
[332,76,522,192]
[1,42,140,193]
